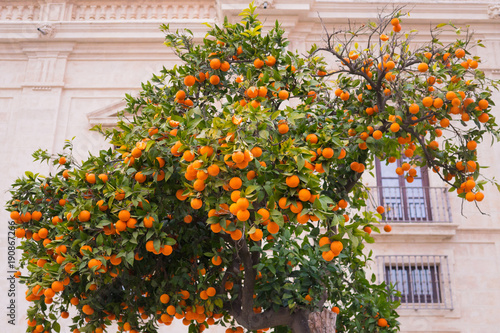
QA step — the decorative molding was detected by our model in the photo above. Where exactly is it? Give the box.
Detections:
[21,82,65,91]
[0,4,41,21]
[255,0,275,10]
[371,223,459,242]
[71,3,216,21]
[86,100,127,127]
[37,23,55,38]
[31,86,53,91]
[488,5,500,19]
[0,2,217,21]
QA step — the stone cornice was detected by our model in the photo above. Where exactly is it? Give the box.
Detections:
[0,20,213,42]
[488,5,500,19]
[0,1,216,22]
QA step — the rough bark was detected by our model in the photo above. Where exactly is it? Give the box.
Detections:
[290,309,312,333]
[308,309,337,333]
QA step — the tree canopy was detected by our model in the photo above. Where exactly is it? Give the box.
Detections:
[7,3,500,333]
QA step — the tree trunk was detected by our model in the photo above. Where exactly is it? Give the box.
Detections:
[290,309,337,333]
[308,309,337,333]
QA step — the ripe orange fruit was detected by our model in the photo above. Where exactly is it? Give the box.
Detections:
[433,98,444,108]
[286,175,300,188]
[10,211,20,221]
[466,160,477,172]
[322,148,334,159]
[210,75,220,85]
[390,123,400,132]
[298,189,311,202]
[236,209,250,222]
[438,118,450,128]
[417,63,428,72]
[82,305,94,315]
[384,225,392,232]
[422,96,433,107]
[265,55,276,66]
[206,287,216,297]
[377,318,388,327]
[455,48,465,58]
[86,173,96,184]
[193,179,205,192]
[330,241,343,255]
[465,191,476,202]
[279,197,290,209]
[143,216,154,228]
[135,172,146,183]
[467,141,477,150]
[229,177,242,189]
[32,211,42,221]
[212,256,222,266]
[176,189,188,201]
[247,86,258,98]
[210,58,221,70]
[58,156,66,165]
[220,61,230,72]
[478,99,489,110]
[232,151,245,164]
[258,86,268,97]
[376,206,385,214]
[250,228,263,242]
[184,75,196,86]
[278,123,289,134]
[257,208,270,220]
[78,210,90,222]
[236,197,249,211]
[254,58,264,68]
[340,91,350,101]
[267,222,279,234]
[204,164,219,177]
[306,134,318,144]
[183,150,195,162]
[200,146,214,157]
[175,90,186,101]
[372,130,382,140]
[278,90,289,100]
[478,113,489,123]
[160,294,170,304]
[322,251,334,261]
[118,210,131,222]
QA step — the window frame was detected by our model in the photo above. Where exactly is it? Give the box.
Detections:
[384,264,441,304]
[375,158,433,222]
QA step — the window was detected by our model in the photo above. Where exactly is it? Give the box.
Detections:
[377,255,453,310]
[375,158,433,221]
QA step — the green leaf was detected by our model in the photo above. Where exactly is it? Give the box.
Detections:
[214,298,223,308]
[126,251,135,266]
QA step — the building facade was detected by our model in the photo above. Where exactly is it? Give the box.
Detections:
[1,1,500,332]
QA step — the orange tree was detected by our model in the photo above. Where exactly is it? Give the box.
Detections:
[7,4,500,333]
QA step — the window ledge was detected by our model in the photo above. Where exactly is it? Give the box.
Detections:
[372,223,458,241]
[397,308,458,319]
